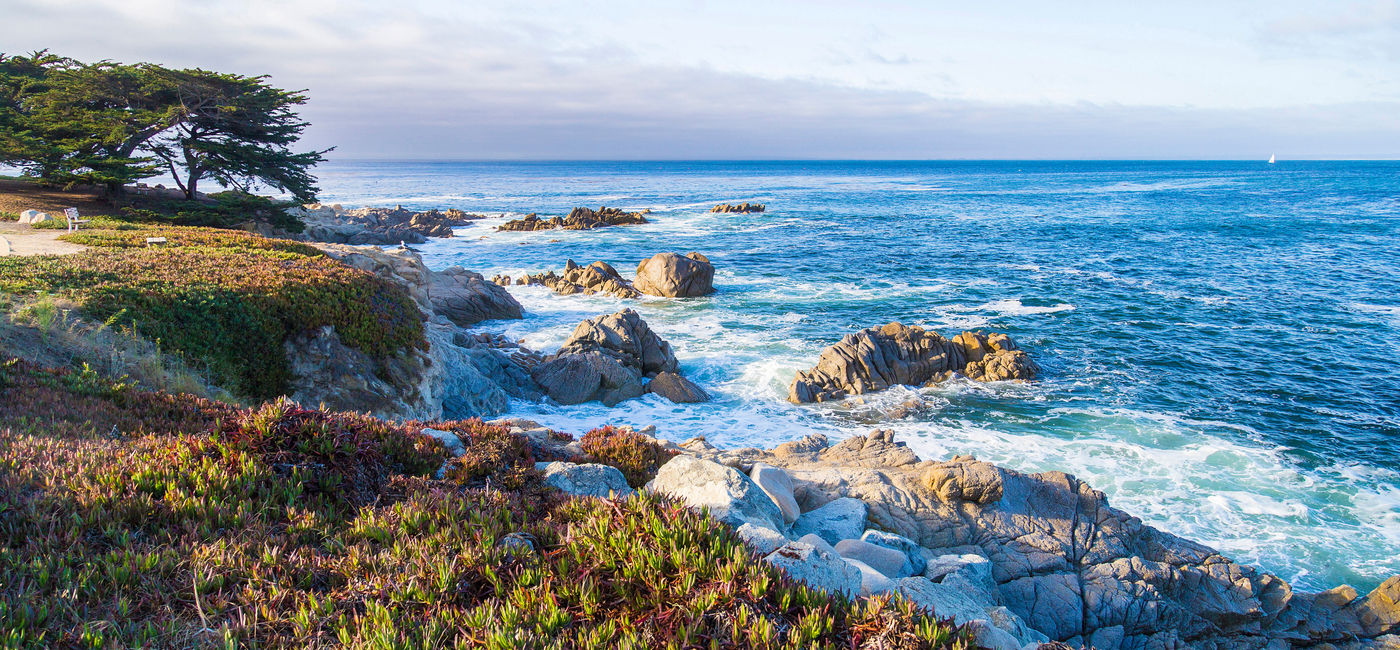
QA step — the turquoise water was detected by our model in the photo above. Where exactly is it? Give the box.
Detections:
[315,160,1400,592]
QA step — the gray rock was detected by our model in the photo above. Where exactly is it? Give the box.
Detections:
[634,252,715,298]
[861,529,926,576]
[764,541,862,599]
[429,266,523,327]
[791,497,867,546]
[430,326,511,419]
[835,538,912,579]
[531,352,644,406]
[535,461,634,498]
[556,309,677,377]
[736,523,789,556]
[645,455,785,530]
[644,372,710,403]
[750,463,800,526]
[845,557,896,596]
[797,533,840,557]
[896,576,988,624]
[421,428,465,456]
[284,325,439,421]
[965,620,1024,650]
[985,606,1051,647]
[499,532,535,557]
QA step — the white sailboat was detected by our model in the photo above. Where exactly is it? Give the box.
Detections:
[1268,154,1276,164]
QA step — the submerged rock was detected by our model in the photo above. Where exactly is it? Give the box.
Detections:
[788,323,1038,403]
[634,252,715,298]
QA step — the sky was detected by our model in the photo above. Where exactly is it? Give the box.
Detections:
[2,0,1399,160]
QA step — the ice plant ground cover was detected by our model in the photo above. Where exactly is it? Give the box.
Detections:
[0,359,970,648]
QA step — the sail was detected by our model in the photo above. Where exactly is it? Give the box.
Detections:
[1268,154,1276,164]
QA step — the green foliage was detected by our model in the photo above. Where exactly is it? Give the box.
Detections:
[119,191,306,232]
[0,50,327,202]
[579,425,679,487]
[0,229,424,399]
[0,359,969,649]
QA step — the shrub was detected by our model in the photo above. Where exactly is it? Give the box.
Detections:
[0,359,968,649]
[0,232,424,399]
[579,425,679,487]
[119,191,305,232]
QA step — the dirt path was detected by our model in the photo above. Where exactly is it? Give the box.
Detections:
[0,223,86,256]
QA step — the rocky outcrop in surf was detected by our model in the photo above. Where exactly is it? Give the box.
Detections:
[789,323,1038,403]
[595,427,1400,650]
[709,202,765,213]
[291,203,482,244]
[531,309,708,406]
[634,252,716,298]
[497,206,649,232]
[508,260,641,299]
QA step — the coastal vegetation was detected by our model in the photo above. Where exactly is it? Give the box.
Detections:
[0,51,327,202]
[0,358,969,648]
[0,224,424,399]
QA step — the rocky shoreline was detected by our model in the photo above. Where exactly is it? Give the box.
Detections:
[277,202,1398,650]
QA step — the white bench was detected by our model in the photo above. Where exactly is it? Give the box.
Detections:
[64,207,90,232]
[145,237,168,247]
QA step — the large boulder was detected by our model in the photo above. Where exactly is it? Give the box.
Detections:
[790,497,867,546]
[429,267,523,326]
[736,523,790,556]
[645,455,785,530]
[556,309,677,377]
[860,529,927,576]
[644,372,710,403]
[535,461,634,498]
[17,210,52,225]
[788,323,1038,403]
[749,463,800,525]
[531,352,643,406]
[634,252,715,298]
[835,539,912,579]
[764,541,862,599]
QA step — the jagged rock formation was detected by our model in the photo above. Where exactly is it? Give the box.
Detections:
[287,244,541,420]
[653,429,1400,650]
[634,252,715,298]
[497,206,649,232]
[531,309,709,406]
[789,323,1038,403]
[514,259,641,299]
[290,203,482,244]
[709,202,765,213]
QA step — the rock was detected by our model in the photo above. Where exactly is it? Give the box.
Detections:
[749,463,800,526]
[835,538,913,579]
[634,252,715,298]
[736,523,789,556]
[17,209,52,225]
[531,352,643,406]
[764,541,862,599]
[790,497,867,546]
[860,529,926,576]
[535,461,634,498]
[499,532,535,557]
[797,533,840,557]
[925,553,995,590]
[422,428,465,456]
[897,576,989,624]
[845,557,896,596]
[709,202,765,213]
[645,455,785,530]
[284,325,438,421]
[788,323,1038,403]
[498,206,648,232]
[1356,576,1400,637]
[556,309,678,378]
[292,204,481,243]
[429,266,523,326]
[644,372,710,403]
[986,606,1052,647]
[923,459,1005,504]
[965,620,1025,650]
[519,259,641,299]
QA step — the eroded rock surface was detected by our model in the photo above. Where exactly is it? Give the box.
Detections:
[517,259,641,299]
[634,252,715,298]
[498,206,649,232]
[532,309,706,407]
[709,202,765,213]
[789,323,1038,403]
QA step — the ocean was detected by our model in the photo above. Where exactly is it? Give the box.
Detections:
[313,160,1400,592]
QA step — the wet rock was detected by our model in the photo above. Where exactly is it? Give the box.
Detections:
[764,541,862,599]
[646,455,786,530]
[788,323,1037,403]
[498,206,649,232]
[644,372,710,403]
[709,202,765,213]
[790,497,868,546]
[519,259,641,299]
[535,461,634,498]
[634,252,715,298]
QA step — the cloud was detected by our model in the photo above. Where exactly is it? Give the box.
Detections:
[1256,1,1400,60]
[3,0,1398,159]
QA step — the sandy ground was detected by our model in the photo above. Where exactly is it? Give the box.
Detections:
[0,222,86,256]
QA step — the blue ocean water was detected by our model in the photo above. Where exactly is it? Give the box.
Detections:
[314,160,1400,592]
